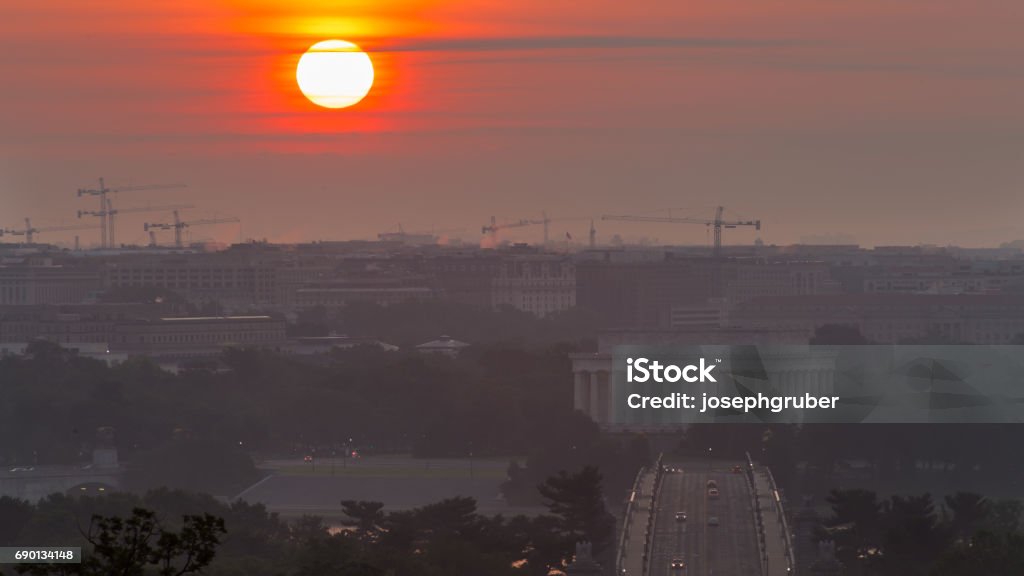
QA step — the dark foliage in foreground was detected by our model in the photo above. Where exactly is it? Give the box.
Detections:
[1,466,615,576]
[822,488,1024,576]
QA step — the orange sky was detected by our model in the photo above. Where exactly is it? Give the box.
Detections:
[1,1,1023,247]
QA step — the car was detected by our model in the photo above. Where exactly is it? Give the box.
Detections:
[706,479,718,489]
[670,558,686,571]
[708,487,720,499]
[303,455,314,462]
[675,511,687,522]
[731,465,743,474]
[708,516,720,526]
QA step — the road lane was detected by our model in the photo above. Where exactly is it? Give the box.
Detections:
[647,462,760,576]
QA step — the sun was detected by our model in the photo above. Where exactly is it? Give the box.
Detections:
[296,40,375,109]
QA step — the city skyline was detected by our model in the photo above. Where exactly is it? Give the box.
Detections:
[2,1,1023,247]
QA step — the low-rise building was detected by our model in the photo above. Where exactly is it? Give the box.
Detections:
[0,261,102,305]
[415,335,469,357]
[111,315,287,359]
[732,293,1024,344]
[492,255,575,317]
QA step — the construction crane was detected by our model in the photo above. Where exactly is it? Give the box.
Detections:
[378,224,466,243]
[1,218,97,244]
[602,206,761,257]
[144,210,239,248]
[482,212,553,245]
[76,177,186,248]
[78,202,194,248]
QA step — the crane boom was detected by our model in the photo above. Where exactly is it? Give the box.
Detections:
[2,218,98,244]
[601,206,761,256]
[482,212,552,245]
[75,177,187,248]
[144,211,239,248]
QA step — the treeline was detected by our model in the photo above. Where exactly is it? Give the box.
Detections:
[0,340,650,499]
[0,466,616,576]
[677,422,1024,499]
[0,340,578,462]
[291,300,601,349]
[824,489,1024,575]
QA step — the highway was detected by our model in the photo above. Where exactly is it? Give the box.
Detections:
[647,461,761,576]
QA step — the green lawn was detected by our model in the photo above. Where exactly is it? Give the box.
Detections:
[276,461,508,479]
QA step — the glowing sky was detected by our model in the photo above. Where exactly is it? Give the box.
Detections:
[1,1,1022,247]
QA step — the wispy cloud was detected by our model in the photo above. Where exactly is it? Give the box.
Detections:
[373,35,804,53]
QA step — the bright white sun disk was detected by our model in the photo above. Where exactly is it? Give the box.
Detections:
[296,39,374,109]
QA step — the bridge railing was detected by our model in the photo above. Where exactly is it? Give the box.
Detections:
[745,452,768,576]
[765,466,797,574]
[616,464,646,574]
[640,453,664,576]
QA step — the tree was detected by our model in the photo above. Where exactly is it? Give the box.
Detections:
[944,492,990,542]
[508,514,566,576]
[18,508,225,576]
[341,501,385,544]
[987,500,1023,535]
[824,489,883,571]
[878,494,945,576]
[0,496,33,546]
[537,466,615,560]
[932,531,1024,576]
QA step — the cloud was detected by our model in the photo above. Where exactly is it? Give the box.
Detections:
[73,34,801,60]
[373,35,803,53]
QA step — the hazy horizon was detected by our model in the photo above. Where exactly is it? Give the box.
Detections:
[3,1,1023,248]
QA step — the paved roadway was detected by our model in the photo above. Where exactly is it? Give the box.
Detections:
[648,462,761,576]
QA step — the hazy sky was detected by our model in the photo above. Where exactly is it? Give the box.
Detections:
[2,1,1023,248]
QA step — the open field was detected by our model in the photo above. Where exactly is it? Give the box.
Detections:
[264,454,511,479]
[238,454,541,518]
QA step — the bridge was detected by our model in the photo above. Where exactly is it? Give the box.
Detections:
[618,454,795,576]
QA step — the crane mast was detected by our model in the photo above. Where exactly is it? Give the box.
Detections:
[76,177,186,248]
[481,212,551,245]
[144,210,240,248]
[601,205,761,257]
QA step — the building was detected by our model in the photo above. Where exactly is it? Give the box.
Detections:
[575,254,716,328]
[425,253,501,308]
[861,261,1024,295]
[669,303,726,330]
[292,280,432,309]
[732,293,1024,344]
[111,315,287,359]
[725,260,837,303]
[0,303,166,345]
[0,261,102,305]
[576,251,837,329]
[491,255,575,317]
[288,335,398,355]
[105,255,278,310]
[415,335,469,357]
